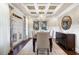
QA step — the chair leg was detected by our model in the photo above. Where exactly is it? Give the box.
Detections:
[37,49,38,55]
[47,49,49,55]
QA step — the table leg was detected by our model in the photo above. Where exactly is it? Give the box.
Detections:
[49,39,52,52]
[33,39,36,52]
[33,39,35,52]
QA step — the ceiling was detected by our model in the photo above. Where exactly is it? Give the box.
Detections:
[9,3,73,18]
[24,3,60,17]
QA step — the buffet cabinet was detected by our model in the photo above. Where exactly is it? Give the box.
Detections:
[56,32,75,51]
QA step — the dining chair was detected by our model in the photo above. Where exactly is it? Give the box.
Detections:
[37,32,50,55]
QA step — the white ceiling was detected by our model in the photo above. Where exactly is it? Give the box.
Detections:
[24,3,60,17]
[10,3,73,18]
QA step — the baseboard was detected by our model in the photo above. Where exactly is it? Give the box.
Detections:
[8,38,31,55]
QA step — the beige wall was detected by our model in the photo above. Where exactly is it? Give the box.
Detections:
[48,17,61,38]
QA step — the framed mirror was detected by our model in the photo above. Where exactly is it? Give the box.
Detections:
[61,16,72,30]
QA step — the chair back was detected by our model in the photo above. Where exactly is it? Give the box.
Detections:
[37,32,50,49]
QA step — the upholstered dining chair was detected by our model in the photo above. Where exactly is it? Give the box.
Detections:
[37,32,50,55]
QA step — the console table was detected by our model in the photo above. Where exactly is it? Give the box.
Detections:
[56,32,75,51]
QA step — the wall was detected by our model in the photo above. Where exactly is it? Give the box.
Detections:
[28,17,59,38]
[0,4,10,54]
[28,17,51,37]
[48,17,60,38]
[58,5,79,53]
[28,16,33,37]
[26,16,29,38]
[10,5,26,47]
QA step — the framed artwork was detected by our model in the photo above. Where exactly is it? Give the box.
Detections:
[33,21,39,30]
[61,16,72,30]
[12,33,17,42]
[41,21,47,30]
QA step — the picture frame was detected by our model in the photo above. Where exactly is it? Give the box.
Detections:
[41,21,47,30]
[33,21,39,30]
[61,16,72,30]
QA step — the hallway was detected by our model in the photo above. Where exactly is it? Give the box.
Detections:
[18,39,67,55]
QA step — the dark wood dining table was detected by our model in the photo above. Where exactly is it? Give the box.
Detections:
[33,36,52,52]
